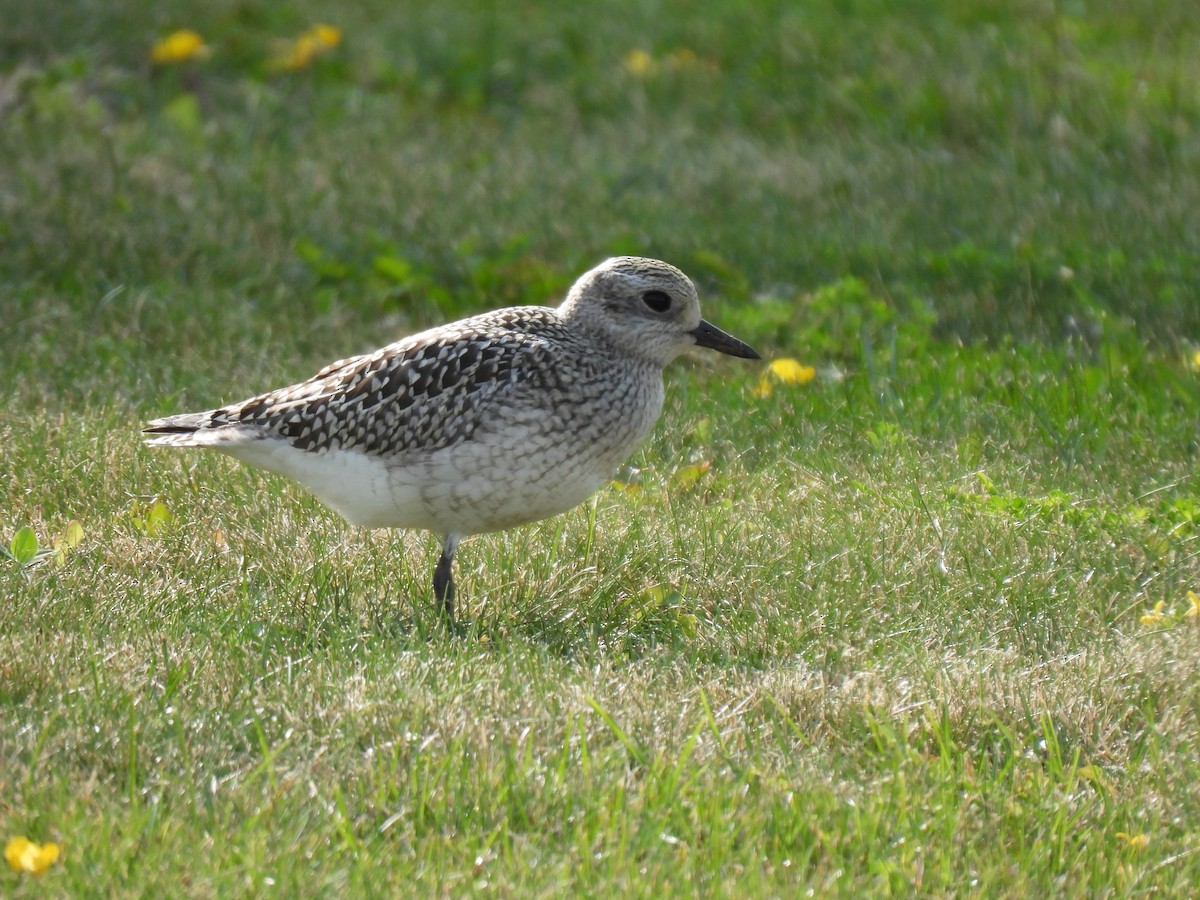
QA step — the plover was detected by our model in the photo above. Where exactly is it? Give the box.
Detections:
[144,256,760,619]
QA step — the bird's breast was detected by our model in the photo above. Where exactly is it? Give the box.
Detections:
[391,365,665,534]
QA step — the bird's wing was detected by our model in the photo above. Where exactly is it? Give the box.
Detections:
[144,310,564,456]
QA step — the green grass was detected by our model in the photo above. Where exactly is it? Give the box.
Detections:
[4,0,1200,894]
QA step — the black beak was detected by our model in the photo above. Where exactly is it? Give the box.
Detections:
[690,319,761,360]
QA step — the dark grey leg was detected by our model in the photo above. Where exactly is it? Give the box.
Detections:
[432,533,461,619]
[433,553,455,617]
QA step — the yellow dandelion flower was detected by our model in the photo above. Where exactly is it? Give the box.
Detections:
[769,358,817,384]
[5,837,60,876]
[753,358,817,398]
[276,35,320,71]
[150,29,211,65]
[1139,600,1169,626]
[271,25,343,72]
[1189,349,1200,372]
[1186,590,1200,619]
[1115,832,1150,852]
[622,49,657,77]
[308,24,342,49]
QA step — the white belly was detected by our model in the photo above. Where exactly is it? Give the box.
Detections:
[219,425,636,536]
[218,377,664,536]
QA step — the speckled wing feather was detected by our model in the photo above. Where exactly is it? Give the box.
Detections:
[144,309,567,456]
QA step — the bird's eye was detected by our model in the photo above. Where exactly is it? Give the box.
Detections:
[642,290,672,313]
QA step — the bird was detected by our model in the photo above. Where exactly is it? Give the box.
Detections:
[144,256,760,620]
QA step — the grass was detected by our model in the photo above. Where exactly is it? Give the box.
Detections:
[3,0,1200,893]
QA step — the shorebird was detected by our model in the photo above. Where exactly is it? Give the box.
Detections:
[144,256,760,619]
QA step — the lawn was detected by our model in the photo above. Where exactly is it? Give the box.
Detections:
[3,0,1200,894]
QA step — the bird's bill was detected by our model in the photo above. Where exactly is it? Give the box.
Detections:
[690,319,761,360]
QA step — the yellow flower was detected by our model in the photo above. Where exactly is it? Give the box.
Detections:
[5,837,60,876]
[1186,590,1200,619]
[271,24,343,72]
[150,29,211,65]
[769,358,817,384]
[1139,600,1169,626]
[622,49,657,77]
[1115,832,1150,852]
[277,36,319,71]
[1189,349,1200,372]
[308,24,342,49]
[752,358,817,398]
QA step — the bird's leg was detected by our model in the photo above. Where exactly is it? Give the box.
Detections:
[432,555,455,617]
[432,533,461,619]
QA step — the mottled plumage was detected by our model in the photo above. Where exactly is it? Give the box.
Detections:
[144,256,760,618]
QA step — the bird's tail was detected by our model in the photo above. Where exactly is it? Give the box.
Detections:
[143,412,257,448]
